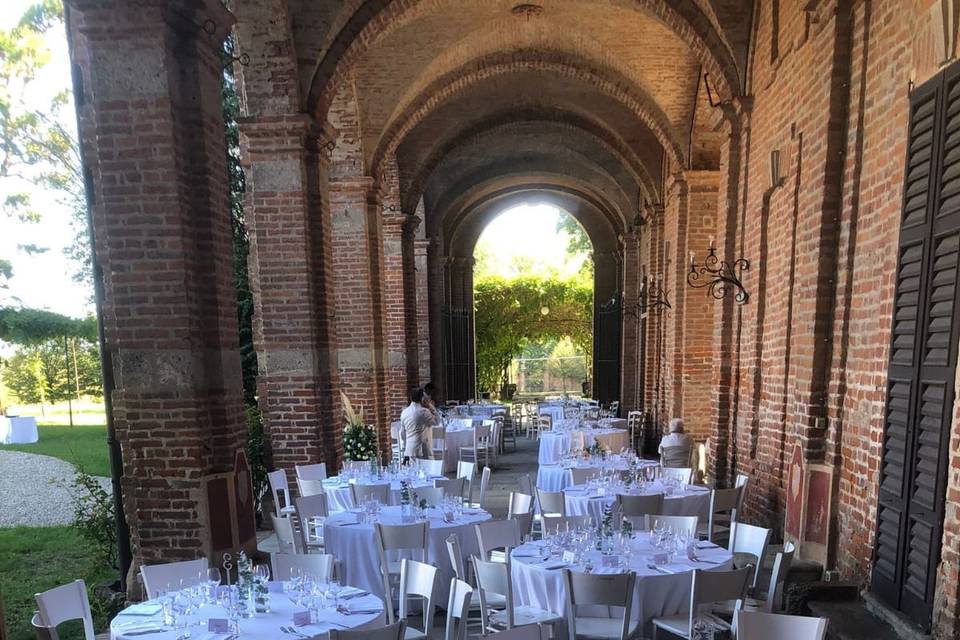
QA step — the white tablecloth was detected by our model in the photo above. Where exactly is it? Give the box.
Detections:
[450,403,505,419]
[563,482,712,523]
[321,477,439,512]
[537,459,659,492]
[510,539,733,638]
[538,428,630,465]
[0,416,38,444]
[323,505,491,604]
[110,584,385,640]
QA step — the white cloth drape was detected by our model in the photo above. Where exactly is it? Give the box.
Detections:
[510,539,733,638]
[323,505,491,604]
[321,478,439,513]
[442,422,477,473]
[110,585,386,640]
[538,428,630,465]
[536,460,659,492]
[0,417,38,444]
[563,482,712,523]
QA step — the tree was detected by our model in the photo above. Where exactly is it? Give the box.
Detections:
[2,336,101,406]
[547,337,587,393]
[0,0,92,292]
[473,275,592,393]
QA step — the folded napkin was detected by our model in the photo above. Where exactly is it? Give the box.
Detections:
[339,587,368,600]
[540,561,569,570]
[119,603,163,617]
[649,563,687,574]
[696,541,719,550]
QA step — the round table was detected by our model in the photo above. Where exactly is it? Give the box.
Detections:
[323,504,491,604]
[449,403,506,419]
[537,459,659,492]
[563,481,712,523]
[321,476,439,512]
[110,584,385,640]
[510,537,733,637]
[538,427,630,465]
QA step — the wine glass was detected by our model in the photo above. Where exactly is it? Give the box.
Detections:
[206,568,221,604]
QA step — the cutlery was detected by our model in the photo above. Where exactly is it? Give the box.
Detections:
[282,626,310,638]
[691,556,723,565]
[341,590,369,600]
[646,563,669,574]
[124,629,166,636]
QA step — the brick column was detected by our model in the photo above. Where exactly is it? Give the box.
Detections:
[427,238,447,393]
[241,116,340,474]
[329,178,390,451]
[414,237,432,385]
[621,230,641,412]
[66,0,248,565]
[382,211,416,420]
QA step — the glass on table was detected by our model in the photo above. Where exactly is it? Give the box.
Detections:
[205,568,221,604]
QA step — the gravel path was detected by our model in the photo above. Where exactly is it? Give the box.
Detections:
[0,450,113,527]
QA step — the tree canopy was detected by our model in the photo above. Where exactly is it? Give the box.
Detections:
[0,307,96,344]
[474,275,592,393]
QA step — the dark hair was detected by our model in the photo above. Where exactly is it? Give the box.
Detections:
[409,387,425,403]
[424,382,437,394]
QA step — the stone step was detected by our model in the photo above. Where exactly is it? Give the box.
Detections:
[807,589,931,640]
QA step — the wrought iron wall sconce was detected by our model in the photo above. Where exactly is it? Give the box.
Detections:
[644,274,672,314]
[687,237,750,304]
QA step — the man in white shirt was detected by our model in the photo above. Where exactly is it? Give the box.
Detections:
[659,418,693,467]
[400,387,438,462]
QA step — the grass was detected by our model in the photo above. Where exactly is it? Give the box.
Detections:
[6,401,106,426]
[0,424,111,477]
[0,526,118,640]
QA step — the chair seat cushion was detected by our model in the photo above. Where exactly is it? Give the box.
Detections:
[732,552,759,570]
[491,605,562,627]
[573,616,639,639]
[651,614,690,637]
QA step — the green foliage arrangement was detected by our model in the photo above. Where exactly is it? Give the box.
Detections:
[68,467,117,569]
[474,275,592,393]
[245,406,269,515]
[341,391,377,461]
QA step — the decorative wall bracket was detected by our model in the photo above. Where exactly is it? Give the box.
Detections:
[687,243,750,304]
[624,275,672,319]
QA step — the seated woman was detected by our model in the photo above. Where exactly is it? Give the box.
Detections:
[659,418,693,468]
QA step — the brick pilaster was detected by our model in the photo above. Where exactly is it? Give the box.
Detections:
[66,0,248,565]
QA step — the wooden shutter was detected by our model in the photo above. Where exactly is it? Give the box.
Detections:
[872,63,960,631]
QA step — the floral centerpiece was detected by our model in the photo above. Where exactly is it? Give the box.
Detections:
[341,391,378,461]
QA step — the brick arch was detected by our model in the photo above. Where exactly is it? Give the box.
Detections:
[439,175,625,257]
[400,107,659,214]
[428,156,635,236]
[369,52,687,180]
[305,0,741,121]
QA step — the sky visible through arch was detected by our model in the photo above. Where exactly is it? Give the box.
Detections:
[473,203,591,281]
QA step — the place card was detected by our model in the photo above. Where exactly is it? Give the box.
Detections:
[562,550,577,564]
[207,619,229,633]
[651,552,669,565]
[602,555,622,568]
[443,511,455,523]
[293,610,311,627]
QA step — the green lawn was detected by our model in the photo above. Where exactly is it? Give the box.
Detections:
[0,527,118,640]
[0,424,111,477]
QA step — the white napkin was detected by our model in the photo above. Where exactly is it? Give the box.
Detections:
[119,603,163,617]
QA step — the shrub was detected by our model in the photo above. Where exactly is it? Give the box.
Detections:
[69,468,117,569]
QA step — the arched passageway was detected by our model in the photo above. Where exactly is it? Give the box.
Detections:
[65,0,960,634]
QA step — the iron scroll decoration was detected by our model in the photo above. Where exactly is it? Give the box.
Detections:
[687,244,750,304]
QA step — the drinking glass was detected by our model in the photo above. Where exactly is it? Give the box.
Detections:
[206,568,221,604]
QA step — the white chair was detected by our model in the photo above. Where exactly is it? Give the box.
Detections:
[563,570,638,640]
[541,515,590,536]
[537,488,566,518]
[271,552,335,582]
[489,623,546,640]
[616,493,663,519]
[294,493,329,551]
[459,422,493,466]
[457,460,477,503]
[375,521,430,623]
[445,534,505,613]
[352,483,391,505]
[445,578,474,640]
[140,559,207,598]
[660,466,693,484]
[415,458,445,477]
[518,475,535,499]
[699,487,740,542]
[412,486,445,507]
[435,476,468,499]
[31,612,57,640]
[661,446,692,469]
[728,522,771,592]
[430,426,447,461]
[268,469,296,516]
[476,519,522,562]
[645,514,698,537]
[489,418,503,465]
[735,473,750,513]
[735,610,827,640]
[475,467,492,509]
[473,556,562,632]
[717,541,796,617]
[330,621,407,640]
[272,514,304,553]
[295,463,327,494]
[391,421,404,461]
[508,492,535,540]
[651,566,751,639]
[569,467,602,486]
[626,410,643,449]
[34,580,95,640]
[531,415,551,439]
[398,559,439,640]
[501,415,518,452]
